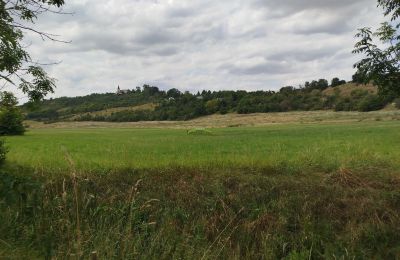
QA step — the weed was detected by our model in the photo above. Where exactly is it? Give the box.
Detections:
[0,139,7,165]
[187,128,213,135]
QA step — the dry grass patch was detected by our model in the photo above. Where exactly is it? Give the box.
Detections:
[24,110,400,129]
[323,83,377,96]
[69,103,157,120]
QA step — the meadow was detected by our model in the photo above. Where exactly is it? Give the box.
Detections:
[6,121,400,172]
[1,117,400,259]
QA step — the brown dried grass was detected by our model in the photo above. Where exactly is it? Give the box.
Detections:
[25,110,400,129]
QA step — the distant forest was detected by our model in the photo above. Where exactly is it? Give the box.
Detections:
[24,76,399,122]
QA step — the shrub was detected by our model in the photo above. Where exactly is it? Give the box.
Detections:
[394,98,400,109]
[335,98,353,111]
[357,95,386,112]
[0,109,26,135]
[0,92,25,136]
[187,128,213,135]
[0,139,7,165]
[350,89,369,99]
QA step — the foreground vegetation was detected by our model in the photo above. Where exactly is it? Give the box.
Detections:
[1,0,399,256]
[1,120,400,258]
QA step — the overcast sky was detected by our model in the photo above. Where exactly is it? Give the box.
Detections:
[19,0,385,99]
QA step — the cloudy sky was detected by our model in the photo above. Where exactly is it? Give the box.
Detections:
[20,0,385,99]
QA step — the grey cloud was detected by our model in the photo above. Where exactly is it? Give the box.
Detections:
[268,46,341,62]
[256,0,374,35]
[222,60,294,75]
[152,46,179,56]
[252,0,369,13]
[292,18,351,35]
[294,24,350,35]
[166,6,196,18]
[19,0,384,100]
[134,29,181,45]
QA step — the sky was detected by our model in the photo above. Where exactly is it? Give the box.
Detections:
[17,0,386,99]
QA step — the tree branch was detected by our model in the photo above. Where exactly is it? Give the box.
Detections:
[12,23,71,43]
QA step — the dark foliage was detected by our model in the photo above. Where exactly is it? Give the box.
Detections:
[331,77,347,87]
[353,0,400,95]
[0,92,25,135]
[23,78,392,123]
[352,71,366,84]
[0,139,7,165]
[394,98,400,109]
[0,0,65,102]
[357,95,386,112]
[0,109,25,135]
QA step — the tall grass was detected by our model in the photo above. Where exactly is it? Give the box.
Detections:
[1,163,400,258]
[1,121,400,258]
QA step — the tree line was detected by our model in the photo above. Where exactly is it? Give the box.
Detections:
[21,77,399,123]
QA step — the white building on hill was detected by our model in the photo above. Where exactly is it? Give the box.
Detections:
[116,85,129,95]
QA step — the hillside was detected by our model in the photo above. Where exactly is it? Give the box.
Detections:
[24,110,400,130]
[68,103,157,120]
[23,82,395,122]
[23,85,163,121]
[322,83,377,96]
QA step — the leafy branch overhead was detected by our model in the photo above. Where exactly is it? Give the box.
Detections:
[377,0,400,20]
[0,0,66,102]
[353,0,400,96]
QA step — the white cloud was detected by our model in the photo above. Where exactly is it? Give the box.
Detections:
[12,0,386,100]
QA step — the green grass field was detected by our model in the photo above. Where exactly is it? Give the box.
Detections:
[1,120,400,259]
[6,121,400,172]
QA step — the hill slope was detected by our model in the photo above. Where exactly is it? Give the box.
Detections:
[322,83,377,96]
[23,83,395,122]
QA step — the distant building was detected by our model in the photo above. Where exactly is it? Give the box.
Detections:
[116,85,129,95]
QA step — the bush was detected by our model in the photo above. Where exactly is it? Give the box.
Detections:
[394,98,400,109]
[357,95,386,112]
[0,92,25,136]
[0,139,7,165]
[0,109,25,135]
[187,128,213,135]
[335,98,353,111]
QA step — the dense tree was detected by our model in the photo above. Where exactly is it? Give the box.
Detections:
[317,79,329,90]
[0,91,25,135]
[25,77,389,123]
[0,0,66,102]
[167,88,182,98]
[279,86,295,95]
[142,85,161,97]
[331,78,346,87]
[352,71,366,84]
[305,79,329,91]
[205,99,220,114]
[353,0,400,96]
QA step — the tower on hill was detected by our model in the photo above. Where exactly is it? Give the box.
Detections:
[116,85,129,95]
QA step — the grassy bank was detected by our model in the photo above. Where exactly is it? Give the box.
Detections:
[1,120,400,258]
